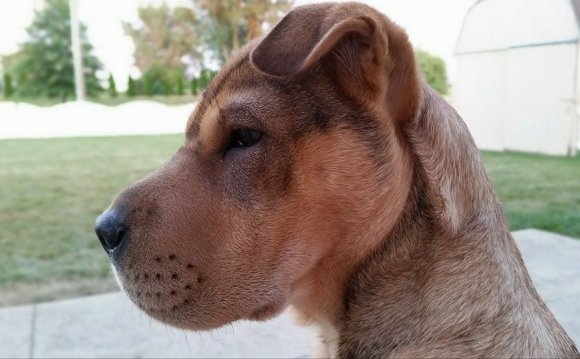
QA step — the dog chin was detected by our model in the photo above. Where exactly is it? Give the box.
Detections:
[112,265,284,330]
[247,301,286,321]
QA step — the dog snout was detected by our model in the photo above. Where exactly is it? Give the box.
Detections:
[95,208,128,252]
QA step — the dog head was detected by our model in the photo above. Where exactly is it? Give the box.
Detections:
[95,2,422,330]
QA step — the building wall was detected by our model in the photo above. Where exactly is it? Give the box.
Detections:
[455,44,577,155]
[505,44,577,155]
[457,0,579,51]
[454,0,580,155]
[454,52,507,151]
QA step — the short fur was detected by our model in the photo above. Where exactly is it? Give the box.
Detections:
[97,2,579,357]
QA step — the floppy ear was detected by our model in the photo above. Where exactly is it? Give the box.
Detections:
[250,3,422,123]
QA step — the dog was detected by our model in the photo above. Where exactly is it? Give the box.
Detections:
[95,2,579,357]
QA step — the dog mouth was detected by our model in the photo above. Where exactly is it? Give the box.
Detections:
[112,253,204,320]
[110,250,289,330]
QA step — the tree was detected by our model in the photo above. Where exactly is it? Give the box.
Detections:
[3,73,14,98]
[196,0,293,65]
[108,74,117,98]
[124,5,202,74]
[5,0,102,100]
[416,50,449,95]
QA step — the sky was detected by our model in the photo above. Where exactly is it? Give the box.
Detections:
[0,0,477,89]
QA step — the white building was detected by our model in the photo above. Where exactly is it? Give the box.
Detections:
[454,0,580,156]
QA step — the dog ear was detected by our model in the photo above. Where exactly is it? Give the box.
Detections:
[250,3,422,123]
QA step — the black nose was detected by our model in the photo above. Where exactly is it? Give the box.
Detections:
[95,209,127,252]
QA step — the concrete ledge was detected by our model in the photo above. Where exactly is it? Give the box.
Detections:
[31,293,311,358]
[0,304,35,358]
[513,229,580,344]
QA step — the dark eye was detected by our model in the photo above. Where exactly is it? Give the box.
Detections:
[230,129,262,149]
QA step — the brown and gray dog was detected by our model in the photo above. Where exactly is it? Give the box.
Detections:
[95,2,579,357]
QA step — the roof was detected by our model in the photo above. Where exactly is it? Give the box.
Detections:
[456,0,580,55]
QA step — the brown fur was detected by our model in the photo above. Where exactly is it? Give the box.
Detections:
[98,2,579,357]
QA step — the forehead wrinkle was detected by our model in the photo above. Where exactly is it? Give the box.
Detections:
[185,55,250,139]
[224,89,274,130]
[196,103,222,153]
[226,103,265,131]
[188,89,229,145]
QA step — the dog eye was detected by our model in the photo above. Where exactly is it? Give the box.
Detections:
[230,129,262,149]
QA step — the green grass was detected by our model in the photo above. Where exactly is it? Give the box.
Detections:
[0,137,578,306]
[0,135,183,305]
[481,151,580,237]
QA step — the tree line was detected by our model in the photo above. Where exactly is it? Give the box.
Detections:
[0,0,292,101]
[0,0,449,101]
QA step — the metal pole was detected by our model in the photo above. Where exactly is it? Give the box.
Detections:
[69,0,85,101]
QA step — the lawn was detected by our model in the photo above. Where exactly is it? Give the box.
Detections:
[0,135,182,306]
[482,151,580,238]
[0,136,578,306]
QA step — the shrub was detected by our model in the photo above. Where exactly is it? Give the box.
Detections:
[144,75,155,96]
[108,74,118,98]
[198,69,215,90]
[416,50,449,95]
[142,65,187,96]
[190,69,216,95]
[176,75,184,96]
[190,77,198,95]
[3,73,14,98]
[126,77,136,97]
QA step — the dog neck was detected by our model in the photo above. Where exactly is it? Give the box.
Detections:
[328,86,572,357]
[295,85,554,357]
[288,90,419,355]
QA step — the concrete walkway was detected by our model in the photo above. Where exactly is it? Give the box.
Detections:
[1,229,579,358]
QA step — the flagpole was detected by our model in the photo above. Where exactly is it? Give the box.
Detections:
[69,0,85,101]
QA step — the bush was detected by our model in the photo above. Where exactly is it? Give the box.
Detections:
[416,50,448,95]
[190,69,216,95]
[108,74,117,98]
[198,69,215,90]
[190,77,198,95]
[142,65,185,96]
[176,75,184,96]
[3,73,14,98]
[162,79,172,96]
[143,74,155,96]
[126,77,136,97]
